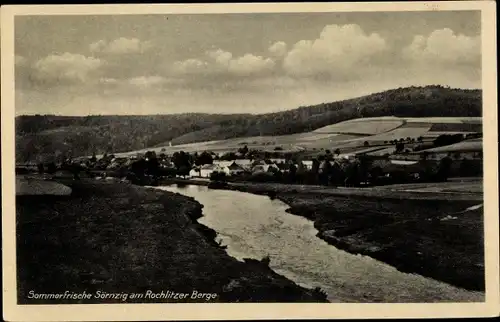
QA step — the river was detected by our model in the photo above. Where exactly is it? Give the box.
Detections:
[156,184,484,303]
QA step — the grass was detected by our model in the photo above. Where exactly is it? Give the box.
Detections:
[284,194,484,292]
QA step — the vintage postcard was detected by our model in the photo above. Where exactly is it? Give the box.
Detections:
[1,1,499,321]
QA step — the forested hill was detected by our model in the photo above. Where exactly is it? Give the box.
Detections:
[16,85,481,162]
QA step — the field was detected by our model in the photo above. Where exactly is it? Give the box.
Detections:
[417,140,483,154]
[111,116,482,158]
[313,117,405,135]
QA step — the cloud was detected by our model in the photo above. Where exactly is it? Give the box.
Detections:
[127,76,166,87]
[268,41,288,57]
[402,28,480,65]
[15,55,27,66]
[283,24,387,77]
[172,58,209,75]
[207,49,233,66]
[171,49,275,77]
[98,77,118,84]
[32,52,104,84]
[90,37,153,54]
[228,54,275,76]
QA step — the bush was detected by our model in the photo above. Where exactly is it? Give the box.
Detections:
[210,171,227,182]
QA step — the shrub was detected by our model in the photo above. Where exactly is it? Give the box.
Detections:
[210,171,227,182]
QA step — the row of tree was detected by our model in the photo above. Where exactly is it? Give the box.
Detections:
[208,155,464,187]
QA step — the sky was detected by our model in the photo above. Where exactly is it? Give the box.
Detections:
[14,11,482,116]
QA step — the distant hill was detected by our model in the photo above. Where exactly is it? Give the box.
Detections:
[16,85,481,162]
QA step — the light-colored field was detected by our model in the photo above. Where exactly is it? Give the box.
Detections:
[116,116,483,157]
[313,117,404,135]
[362,126,432,142]
[405,117,482,124]
[418,140,482,153]
[367,147,396,156]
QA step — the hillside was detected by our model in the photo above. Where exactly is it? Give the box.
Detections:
[16,86,481,162]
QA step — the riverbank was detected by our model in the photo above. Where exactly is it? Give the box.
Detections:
[200,179,484,292]
[16,179,328,303]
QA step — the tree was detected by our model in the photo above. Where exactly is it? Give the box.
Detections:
[420,151,430,161]
[329,161,345,186]
[221,152,237,161]
[334,148,341,156]
[433,134,464,148]
[417,136,424,143]
[238,145,249,156]
[287,163,298,183]
[436,155,453,181]
[344,161,360,187]
[195,151,214,166]
[144,151,159,177]
[177,165,191,178]
[172,151,191,170]
[395,142,405,153]
[210,171,227,182]
[46,162,57,175]
[319,160,332,185]
[131,158,147,178]
[363,141,370,147]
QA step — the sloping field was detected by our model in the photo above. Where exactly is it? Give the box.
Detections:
[295,135,365,150]
[363,127,432,143]
[367,147,396,156]
[117,116,483,157]
[313,116,482,136]
[405,117,482,123]
[313,117,404,135]
[429,123,483,132]
[417,140,482,153]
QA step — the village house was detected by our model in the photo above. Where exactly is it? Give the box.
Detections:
[221,161,246,176]
[233,159,253,169]
[252,163,280,174]
[301,160,314,170]
[213,160,234,168]
[198,164,221,178]
[189,167,201,177]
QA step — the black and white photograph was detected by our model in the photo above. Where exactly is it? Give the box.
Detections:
[1,2,498,321]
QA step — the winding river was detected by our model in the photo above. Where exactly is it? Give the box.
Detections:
[156,184,484,303]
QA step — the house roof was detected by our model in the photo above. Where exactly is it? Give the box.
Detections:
[252,160,267,166]
[201,164,218,170]
[216,161,233,168]
[227,162,244,170]
[252,165,269,172]
[234,159,252,165]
